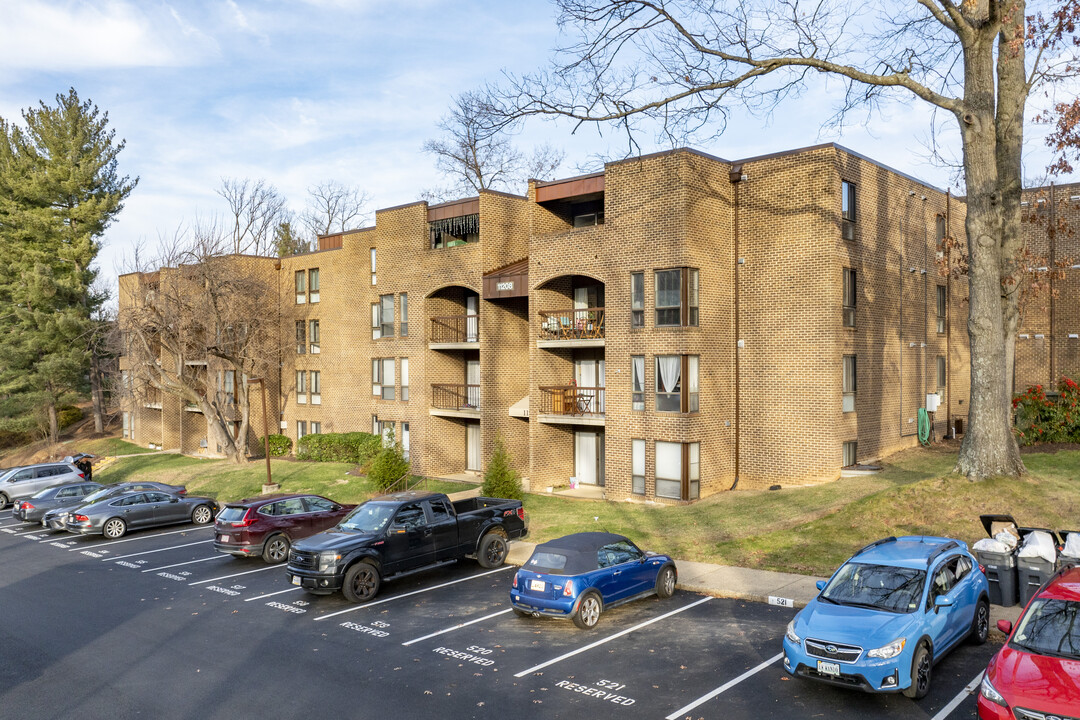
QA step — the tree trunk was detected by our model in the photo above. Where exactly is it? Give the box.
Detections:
[90,352,105,434]
[47,402,58,449]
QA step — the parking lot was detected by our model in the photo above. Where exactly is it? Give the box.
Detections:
[0,517,996,719]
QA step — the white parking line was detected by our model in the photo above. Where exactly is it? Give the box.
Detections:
[314,566,514,622]
[245,587,303,602]
[514,596,713,678]
[141,555,230,573]
[930,672,984,720]
[664,651,783,720]
[67,525,212,550]
[106,539,214,560]
[189,565,282,585]
[13,529,46,537]
[402,608,513,646]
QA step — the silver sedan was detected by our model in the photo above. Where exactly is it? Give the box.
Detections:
[65,490,218,539]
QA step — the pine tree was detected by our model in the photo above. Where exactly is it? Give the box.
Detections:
[0,89,137,443]
[481,435,523,501]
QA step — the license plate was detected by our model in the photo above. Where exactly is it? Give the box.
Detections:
[218,534,230,542]
[529,579,546,592]
[291,576,301,586]
[817,661,841,677]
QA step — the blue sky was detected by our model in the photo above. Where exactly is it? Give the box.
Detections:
[0,0,1075,296]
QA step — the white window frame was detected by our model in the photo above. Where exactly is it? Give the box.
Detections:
[308,268,320,303]
[296,370,307,404]
[400,358,409,402]
[310,370,321,405]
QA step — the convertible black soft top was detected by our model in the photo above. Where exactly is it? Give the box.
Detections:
[526,532,629,575]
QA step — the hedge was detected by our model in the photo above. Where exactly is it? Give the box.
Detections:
[259,434,292,457]
[296,432,382,465]
[58,406,83,430]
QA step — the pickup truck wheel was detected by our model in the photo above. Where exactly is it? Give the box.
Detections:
[655,566,676,599]
[477,531,509,568]
[262,534,290,564]
[573,592,602,629]
[903,642,932,700]
[342,560,381,603]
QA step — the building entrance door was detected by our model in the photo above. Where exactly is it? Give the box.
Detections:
[467,422,482,472]
[574,430,605,486]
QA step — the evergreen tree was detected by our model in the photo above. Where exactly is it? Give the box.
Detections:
[0,89,137,443]
[481,435,524,501]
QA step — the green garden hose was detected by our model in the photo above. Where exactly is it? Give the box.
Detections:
[917,407,931,446]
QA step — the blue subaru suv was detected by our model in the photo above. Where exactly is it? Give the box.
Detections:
[783,536,989,699]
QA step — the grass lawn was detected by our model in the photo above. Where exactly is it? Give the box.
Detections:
[63,437,158,457]
[95,454,471,505]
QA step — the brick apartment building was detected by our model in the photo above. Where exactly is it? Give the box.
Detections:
[117,143,1080,503]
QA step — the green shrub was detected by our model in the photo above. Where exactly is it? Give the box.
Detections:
[58,406,83,430]
[0,429,30,449]
[296,432,382,465]
[1013,377,1080,445]
[367,439,411,492]
[260,434,292,457]
[481,435,523,501]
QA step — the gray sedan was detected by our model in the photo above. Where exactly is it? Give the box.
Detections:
[11,482,103,523]
[65,491,218,539]
[41,481,189,531]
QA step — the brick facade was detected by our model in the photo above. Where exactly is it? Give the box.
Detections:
[117,145,1080,502]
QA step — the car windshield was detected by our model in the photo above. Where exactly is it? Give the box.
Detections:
[338,502,396,533]
[820,562,926,613]
[1010,599,1080,659]
[82,487,118,504]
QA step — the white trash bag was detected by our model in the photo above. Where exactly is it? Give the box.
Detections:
[973,537,1010,554]
[1017,530,1057,564]
[994,530,1019,550]
[1062,532,1080,560]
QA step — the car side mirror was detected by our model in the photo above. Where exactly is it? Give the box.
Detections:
[934,596,954,608]
[391,523,407,534]
[815,580,827,591]
[997,620,1013,635]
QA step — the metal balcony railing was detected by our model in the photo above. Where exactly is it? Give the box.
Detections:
[431,384,480,411]
[538,308,605,341]
[538,386,605,415]
[430,315,479,343]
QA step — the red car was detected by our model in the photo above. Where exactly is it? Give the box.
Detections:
[978,563,1080,719]
[213,494,355,564]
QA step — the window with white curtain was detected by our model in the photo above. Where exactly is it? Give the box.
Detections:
[655,441,682,499]
[631,356,645,411]
[297,420,307,439]
[382,358,395,400]
[310,371,321,405]
[371,303,381,339]
[309,319,320,353]
[400,293,408,336]
[656,356,681,412]
[370,248,376,285]
[842,354,857,413]
[402,422,410,460]
[296,370,307,404]
[400,358,409,401]
[632,439,645,495]
[308,268,320,303]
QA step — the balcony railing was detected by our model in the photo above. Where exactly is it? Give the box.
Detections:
[539,386,605,415]
[538,308,605,341]
[430,315,479,344]
[431,384,480,411]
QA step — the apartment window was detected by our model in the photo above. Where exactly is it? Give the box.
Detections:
[373,358,395,400]
[655,268,699,327]
[400,358,409,401]
[656,355,698,413]
[295,270,306,303]
[430,213,479,248]
[843,440,857,468]
[842,354,857,413]
[841,181,856,240]
[400,293,408,337]
[631,355,645,411]
[310,371,321,405]
[310,422,321,435]
[296,370,307,404]
[296,320,306,354]
[656,441,699,501]
[572,200,604,228]
[632,439,645,495]
[937,355,946,392]
[402,422,410,460]
[308,268,320,303]
[631,272,644,328]
[297,420,307,440]
[122,412,131,439]
[381,295,394,337]
[936,215,947,246]
[370,248,376,285]
[842,268,856,327]
[223,370,235,405]
[309,319,320,354]
[371,303,380,339]
[936,285,946,334]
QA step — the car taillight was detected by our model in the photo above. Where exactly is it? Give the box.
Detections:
[178,488,187,495]
[563,580,574,597]
[516,507,525,521]
[979,563,986,575]
[231,508,257,528]
[74,515,89,522]
[513,573,518,588]
[77,472,85,479]
[20,502,34,511]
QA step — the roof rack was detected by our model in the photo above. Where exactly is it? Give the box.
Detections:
[855,537,897,556]
[926,540,961,568]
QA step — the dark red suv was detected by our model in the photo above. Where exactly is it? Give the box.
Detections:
[213,494,355,563]
[978,563,1080,719]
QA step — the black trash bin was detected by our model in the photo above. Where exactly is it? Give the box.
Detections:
[1016,528,1061,607]
[975,514,1020,607]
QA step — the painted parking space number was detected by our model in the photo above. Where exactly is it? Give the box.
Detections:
[768,596,793,607]
[556,678,635,705]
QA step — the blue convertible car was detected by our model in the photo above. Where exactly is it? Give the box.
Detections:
[510,532,677,629]
[783,536,989,699]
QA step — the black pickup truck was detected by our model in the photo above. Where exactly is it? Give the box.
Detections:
[286,490,528,602]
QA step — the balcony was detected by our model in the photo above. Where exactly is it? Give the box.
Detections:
[429,383,481,419]
[429,315,479,350]
[538,386,605,426]
[537,308,605,348]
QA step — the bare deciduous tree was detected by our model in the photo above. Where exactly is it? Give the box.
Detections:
[300,180,371,240]
[216,177,288,256]
[485,0,1080,481]
[422,91,564,202]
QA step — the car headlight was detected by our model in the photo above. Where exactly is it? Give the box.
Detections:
[867,638,906,659]
[785,620,802,645]
[319,552,342,570]
[979,674,1007,707]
